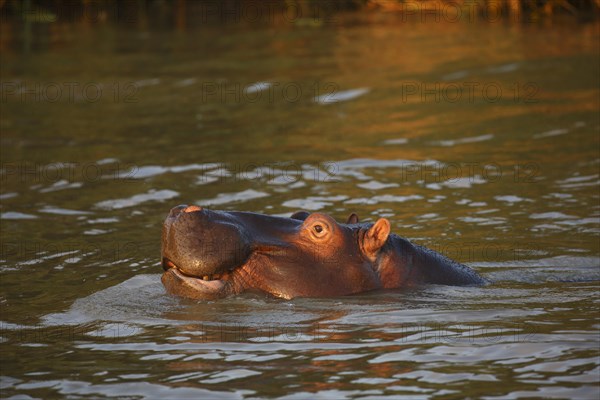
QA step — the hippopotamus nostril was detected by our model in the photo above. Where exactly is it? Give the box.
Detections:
[169,205,187,218]
[184,205,203,213]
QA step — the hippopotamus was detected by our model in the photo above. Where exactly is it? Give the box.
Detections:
[161,205,485,300]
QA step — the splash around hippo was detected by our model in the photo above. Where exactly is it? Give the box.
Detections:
[161,205,485,300]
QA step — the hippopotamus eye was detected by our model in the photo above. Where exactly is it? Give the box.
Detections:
[310,223,329,239]
[303,215,332,240]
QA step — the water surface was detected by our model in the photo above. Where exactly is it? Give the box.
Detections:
[1,9,599,399]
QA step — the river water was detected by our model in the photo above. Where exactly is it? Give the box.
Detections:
[1,6,599,399]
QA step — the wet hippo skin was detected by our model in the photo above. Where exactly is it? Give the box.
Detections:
[161,205,485,300]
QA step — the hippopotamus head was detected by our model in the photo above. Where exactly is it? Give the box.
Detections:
[161,205,484,300]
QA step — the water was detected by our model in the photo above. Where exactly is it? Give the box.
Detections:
[1,7,599,399]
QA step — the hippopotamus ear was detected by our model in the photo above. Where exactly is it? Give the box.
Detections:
[290,210,310,221]
[363,218,391,257]
[346,213,359,224]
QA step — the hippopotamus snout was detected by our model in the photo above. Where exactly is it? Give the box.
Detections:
[161,205,252,279]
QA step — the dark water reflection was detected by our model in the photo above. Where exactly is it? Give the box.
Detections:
[1,8,599,400]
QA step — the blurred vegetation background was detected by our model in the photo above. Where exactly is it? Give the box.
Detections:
[1,0,597,54]
[1,0,598,27]
[0,0,596,107]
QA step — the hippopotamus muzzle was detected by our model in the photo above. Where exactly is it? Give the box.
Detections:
[161,205,254,299]
[161,205,485,300]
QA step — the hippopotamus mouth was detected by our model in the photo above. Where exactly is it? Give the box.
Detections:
[161,258,229,294]
[160,205,485,300]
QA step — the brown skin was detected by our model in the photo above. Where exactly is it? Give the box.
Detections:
[161,205,485,300]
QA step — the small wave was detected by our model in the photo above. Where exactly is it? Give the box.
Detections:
[430,134,494,147]
[382,138,409,145]
[495,195,533,204]
[198,189,269,206]
[39,207,91,215]
[472,255,600,269]
[345,194,423,205]
[38,180,83,193]
[0,192,18,200]
[314,87,370,104]
[282,195,348,211]
[556,174,600,189]
[173,78,197,87]
[200,369,261,384]
[530,212,577,220]
[441,70,469,80]
[428,175,486,190]
[244,81,271,94]
[486,63,520,74]
[330,158,443,182]
[458,216,506,226]
[95,189,179,210]
[533,128,569,139]
[1,211,37,220]
[356,180,399,190]
[133,78,161,87]
[87,217,120,224]
[119,163,221,179]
